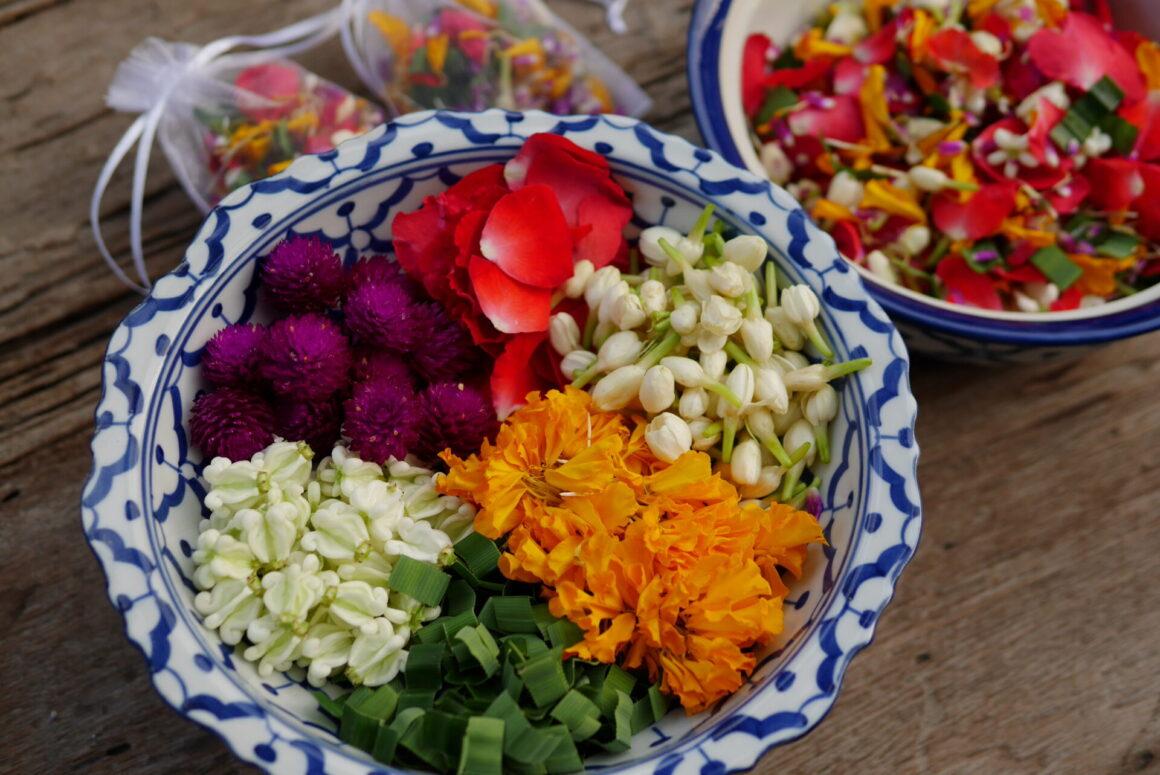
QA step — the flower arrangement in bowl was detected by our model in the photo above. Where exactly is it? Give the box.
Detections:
[83,109,919,775]
[688,0,1160,362]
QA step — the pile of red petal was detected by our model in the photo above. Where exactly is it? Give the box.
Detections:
[742,1,1160,312]
[189,236,495,463]
[392,133,633,416]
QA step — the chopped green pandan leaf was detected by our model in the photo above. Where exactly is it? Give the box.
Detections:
[1030,245,1084,290]
[405,642,447,691]
[388,555,451,606]
[396,688,437,713]
[1089,75,1125,111]
[551,690,603,742]
[1065,214,1095,239]
[371,723,402,764]
[401,710,468,772]
[457,716,505,775]
[312,689,345,720]
[542,725,585,774]
[412,621,446,645]
[1051,76,1126,149]
[456,624,502,677]
[491,596,539,634]
[456,532,502,578]
[531,603,558,638]
[771,47,803,69]
[436,691,473,717]
[444,578,477,616]
[926,92,951,120]
[595,691,634,754]
[630,685,673,734]
[755,85,798,125]
[442,608,481,640]
[1095,229,1140,259]
[339,700,381,751]
[1100,113,1139,155]
[502,633,550,660]
[598,665,637,715]
[505,761,548,775]
[478,597,499,630]
[482,693,560,764]
[545,619,584,649]
[518,648,570,708]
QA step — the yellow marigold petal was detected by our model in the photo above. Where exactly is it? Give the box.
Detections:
[427,34,450,76]
[859,65,893,152]
[909,10,935,62]
[543,434,622,493]
[793,28,852,60]
[811,198,859,223]
[566,612,635,663]
[966,0,1002,21]
[368,11,411,61]
[456,0,497,18]
[998,218,1056,248]
[861,179,928,223]
[1069,254,1136,298]
[863,0,902,33]
[1138,42,1160,91]
[1034,0,1066,26]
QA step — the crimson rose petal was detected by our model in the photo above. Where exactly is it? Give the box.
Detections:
[479,185,574,288]
[1027,12,1145,102]
[467,254,552,334]
[931,185,1016,242]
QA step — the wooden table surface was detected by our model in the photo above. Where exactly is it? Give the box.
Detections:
[3,0,1159,773]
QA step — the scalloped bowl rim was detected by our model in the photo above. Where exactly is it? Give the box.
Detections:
[686,0,1160,343]
[83,109,921,775]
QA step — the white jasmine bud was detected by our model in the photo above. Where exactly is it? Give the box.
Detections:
[696,329,728,354]
[753,367,789,414]
[700,296,744,336]
[730,439,762,486]
[773,400,804,436]
[1016,82,1070,124]
[905,117,946,142]
[640,365,677,414]
[784,419,818,466]
[781,284,821,326]
[563,259,595,298]
[699,350,728,381]
[596,330,642,371]
[1012,290,1040,313]
[827,171,865,209]
[722,235,768,272]
[681,266,715,300]
[661,356,709,387]
[709,262,751,298]
[609,290,647,330]
[740,466,784,499]
[722,364,755,417]
[639,279,668,314]
[765,306,806,350]
[908,165,951,192]
[740,317,775,363]
[826,6,868,44]
[644,412,693,463]
[591,364,646,410]
[895,225,931,256]
[670,301,700,334]
[777,350,811,370]
[1024,281,1060,307]
[560,349,597,378]
[678,386,710,419]
[597,280,631,323]
[803,384,839,425]
[585,265,621,308]
[969,30,1003,58]
[639,225,684,266]
[760,142,794,184]
[782,364,829,392]
[688,417,720,450]
[866,249,899,284]
[549,312,581,355]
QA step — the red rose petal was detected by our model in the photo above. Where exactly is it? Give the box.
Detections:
[1050,285,1085,311]
[762,57,833,91]
[786,94,865,144]
[832,57,867,96]
[1047,174,1091,215]
[936,255,1004,310]
[505,133,610,190]
[831,220,864,262]
[479,185,574,288]
[489,332,547,420]
[1027,12,1145,101]
[854,20,898,65]
[468,254,552,334]
[744,34,772,117]
[446,165,509,210]
[932,184,1016,242]
[1002,50,1047,100]
[235,63,302,121]
[1083,158,1146,212]
[980,12,1012,45]
[994,263,1047,284]
[1133,164,1160,241]
[926,29,1000,89]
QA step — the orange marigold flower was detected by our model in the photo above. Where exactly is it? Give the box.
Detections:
[438,388,826,714]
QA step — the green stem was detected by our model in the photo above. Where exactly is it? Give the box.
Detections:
[813,422,831,465]
[649,267,662,282]
[721,417,738,463]
[688,204,716,244]
[925,235,952,268]
[669,286,687,307]
[804,321,835,359]
[786,442,812,467]
[724,340,758,367]
[825,357,873,380]
[581,312,598,349]
[704,380,743,408]
[629,247,640,275]
[658,237,691,273]
[748,424,792,467]
[636,331,682,370]
[765,261,778,311]
[780,456,808,501]
[701,421,722,439]
[946,179,980,192]
[570,361,601,390]
[550,291,565,309]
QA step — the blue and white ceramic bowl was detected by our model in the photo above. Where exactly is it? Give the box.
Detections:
[83,110,921,775]
[687,0,1160,364]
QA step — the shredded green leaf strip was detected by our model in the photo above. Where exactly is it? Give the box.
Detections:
[455,532,502,578]
[1095,230,1140,259]
[1031,245,1084,290]
[491,596,539,634]
[406,642,447,691]
[457,716,505,775]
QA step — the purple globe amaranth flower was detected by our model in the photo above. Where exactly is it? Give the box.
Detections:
[411,307,484,383]
[202,323,268,389]
[190,387,276,461]
[413,381,496,460]
[343,378,420,464]
[275,395,344,456]
[346,255,418,293]
[343,282,431,353]
[351,348,416,391]
[261,313,353,400]
[260,236,346,313]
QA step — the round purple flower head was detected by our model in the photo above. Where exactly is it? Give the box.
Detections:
[352,348,416,391]
[412,308,483,383]
[202,323,268,389]
[343,378,420,464]
[261,313,353,400]
[348,255,412,290]
[344,282,430,354]
[261,236,346,313]
[413,382,496,460]
[190,387,276,461]
[275,396,343,456]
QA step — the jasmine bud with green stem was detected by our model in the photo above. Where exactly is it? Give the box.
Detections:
[781,284,834,358]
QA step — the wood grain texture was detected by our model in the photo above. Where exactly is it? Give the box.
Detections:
[1,1,1158,774]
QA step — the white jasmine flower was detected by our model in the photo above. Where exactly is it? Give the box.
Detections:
[639,279,668,314]
[696,329,728,354]
[709,262,751,298]
[688,417,720,450]
[595,330,642,372]
[591,365,646,411]
[549,312,581,355]
[741,317,775,363]
[753,367,789,415]
[563,259,595,298]
[700,296,743,336]
[739,466,784,500]
[346,619,408,686]
[640,365,677,414]
[584,265,622,308]
[678,386,711,419]
[669,301,700,334]
[784,419,818,466]
[597,280,632,324]
[644,413,693,463]
[638,225,684,267]
[760,142,794,184]
[722,235,768,272]
[609,291,648,330]
[866,249,899,284]
[765,306,806,350]
[803,384,839,425]
[560,349,597,379]
[730,439,762,486]
[827,171,865,209]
